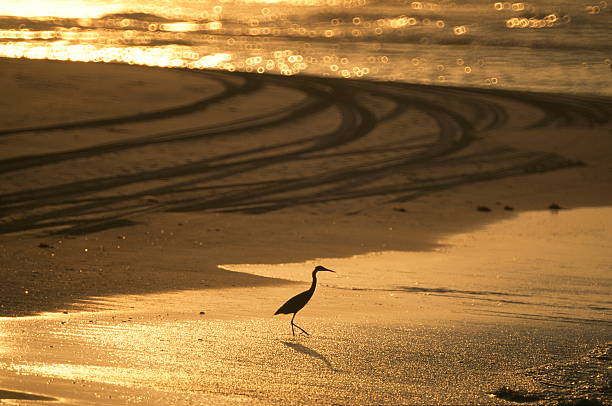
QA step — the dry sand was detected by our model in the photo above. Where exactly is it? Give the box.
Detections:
[0,58,611,405]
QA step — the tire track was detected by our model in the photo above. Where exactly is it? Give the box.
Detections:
[0,70,256,137]
[1,70,610,235]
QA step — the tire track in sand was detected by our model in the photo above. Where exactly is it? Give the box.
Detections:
[0,71,610,234]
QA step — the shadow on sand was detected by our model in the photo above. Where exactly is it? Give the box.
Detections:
[0,263,292,317]
[282,341,341,372]
[0,389,56,401]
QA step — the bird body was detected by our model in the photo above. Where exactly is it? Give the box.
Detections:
[274,289,314,316]
[274,265,334,336]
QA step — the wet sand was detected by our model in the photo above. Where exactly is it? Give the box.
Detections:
[0,58,611,405]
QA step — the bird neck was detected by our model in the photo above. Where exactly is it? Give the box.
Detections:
[309,271,318,293]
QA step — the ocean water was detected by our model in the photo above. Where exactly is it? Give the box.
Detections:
[0,0,610,95]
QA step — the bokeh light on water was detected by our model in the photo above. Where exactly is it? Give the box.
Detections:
[0,0,610,95]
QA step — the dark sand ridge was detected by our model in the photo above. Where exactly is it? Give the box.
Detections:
[0,388,56,401]
[1,58,611,319]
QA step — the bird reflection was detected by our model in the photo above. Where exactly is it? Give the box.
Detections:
[274,265,335,336]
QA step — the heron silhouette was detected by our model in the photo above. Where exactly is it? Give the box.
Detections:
[274,265,335,336]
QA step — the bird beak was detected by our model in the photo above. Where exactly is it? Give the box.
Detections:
[323,267,335,273]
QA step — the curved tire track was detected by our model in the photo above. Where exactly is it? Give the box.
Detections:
[1,70,610,234]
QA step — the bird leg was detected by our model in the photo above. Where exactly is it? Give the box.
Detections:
[293,323,309,336]
[291,313,309,336]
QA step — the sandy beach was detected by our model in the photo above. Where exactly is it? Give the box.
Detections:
[0,58,611,405]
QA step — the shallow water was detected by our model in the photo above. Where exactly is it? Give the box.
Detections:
[0,0,610,95]
[0,289,609,405]
[222,207,612,325]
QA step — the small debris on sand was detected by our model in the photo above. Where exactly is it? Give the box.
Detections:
[504,206,514,211]
[392,207,407,212]
[549,203,565,210]
[477,205,491,212]
[199,311,205,315]
[38,243,53,249]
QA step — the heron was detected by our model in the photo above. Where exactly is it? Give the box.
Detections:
[274,265,335,336]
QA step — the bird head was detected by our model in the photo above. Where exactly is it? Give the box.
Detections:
[314,265,335,273]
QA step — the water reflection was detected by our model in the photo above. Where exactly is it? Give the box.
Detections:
[0,1,120,18]
[0,42,234,69]
[0,0,610,94]
[1,292,609,404]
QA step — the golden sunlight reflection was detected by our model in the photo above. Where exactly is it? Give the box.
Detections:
[0,1,120,19]
[0,325,9,357]
[0,315,344,402]
[505,14,567,29]
[0,39,311,75]
[8,362,163,387]
[159,22,208,33]
[0,0,609,95]
[0,41,234,70]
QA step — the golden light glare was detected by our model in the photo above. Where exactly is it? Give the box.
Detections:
[0,41,233,71]
[0,0,607,91]
[453,26,468,36]
[504,14,563,29]
[159,22,204,32]
[0,0,120,18]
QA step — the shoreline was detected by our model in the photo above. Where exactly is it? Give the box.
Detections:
[0,57,610,405]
